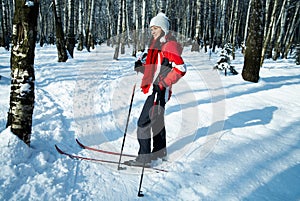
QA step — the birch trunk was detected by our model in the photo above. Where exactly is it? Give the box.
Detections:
[53,0,68,62]
[141,0,146,51]
[0,0,4,47]
[1,0,10,50]
[283,2,300,58]
[242,0,263,83]
[66,0,75,57]
[243,0,251,53]
[263,0,271,37]
[113,0,122,60]
[105,0,112,46]
[191,0,201,52]
[261,0,279,66]
[7,0,39,146]
[220,0,228,46]
[86,0,95,52]
[77,0,84,51]
[132,0,137,56]
[232,0,239,59]
[120,0,126,54]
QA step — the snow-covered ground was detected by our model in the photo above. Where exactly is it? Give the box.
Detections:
[0,44,299,201]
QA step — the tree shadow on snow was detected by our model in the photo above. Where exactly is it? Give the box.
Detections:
[0,75,10,85]
[168,106,278,155]
[214,119,300,200]
[247,164,300,201]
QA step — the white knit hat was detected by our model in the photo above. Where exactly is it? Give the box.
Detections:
[150,13,170,36]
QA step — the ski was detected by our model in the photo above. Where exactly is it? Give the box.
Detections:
[55,145,168,172]
[75,138,137,158]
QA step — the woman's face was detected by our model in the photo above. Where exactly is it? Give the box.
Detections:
[151,26,163,40]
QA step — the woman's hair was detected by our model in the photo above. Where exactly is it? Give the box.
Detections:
[148,32,177,50]
[148,32,165,49]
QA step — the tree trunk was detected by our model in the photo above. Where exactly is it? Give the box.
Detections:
[283,1,300,58]
[66,0,75,57]
[243,0,251,53]
[220,0,228,46]
[132,0,137,56]
[86,0,95,52]
[0,0,4,47]
[113,0,122,60]
[191,0,201,52]
[77,0,84,51]
[242,0,263,83]
[120,0,126,54]
[53,0,68,62]
[7,0,39,146]
[296,45,300,65]
[158,0,166,13]
[1,0,11,50]
[261,0,279,66]
[232,0,239,60]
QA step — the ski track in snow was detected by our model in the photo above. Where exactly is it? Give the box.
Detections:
[0,45,300,200]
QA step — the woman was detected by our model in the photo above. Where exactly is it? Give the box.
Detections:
[126,13,186,166]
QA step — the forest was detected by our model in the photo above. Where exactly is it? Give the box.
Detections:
[0,0,300,145]
[0,0,299,61]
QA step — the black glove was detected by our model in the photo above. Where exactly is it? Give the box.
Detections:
[153,83,166,97]
[161,58,170,67]
[134,60,144,74]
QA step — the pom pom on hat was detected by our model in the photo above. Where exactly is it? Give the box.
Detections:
[150,12,170,36]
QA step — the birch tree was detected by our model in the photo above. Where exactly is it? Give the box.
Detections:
[0,0,11,50]
[77,0,84,51]
[0,0,4,47]
[220,0,228,46]
[120,0,126,54]
[232,0,239,59]
[53,0,68,62]
[1,0,299,65]
[243,0,251,53]
[66,0,75,57]
[191,0,201,52]
[283,2,300,58]
[6,0,39,146]
[242,0,264,83]
[260,0,279,66]
[113,0,122,60]
[86,0,95,52]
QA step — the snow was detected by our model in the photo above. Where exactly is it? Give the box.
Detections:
[1,44,300,201]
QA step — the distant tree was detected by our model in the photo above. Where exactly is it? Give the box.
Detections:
[272,0,289,60]
[296,45,300,65]
[1,0,299,63]
[283,1,300,59]
[231,0,240,60]
[86,0,95,52]
[77,0,84,51]
[191,0,201,52]
[242,0,264,83]
[0,0,11,50]
[0,0,4,47]
[66,0,75,57]
[52,0,68,62]
[113,0,122,60]
[6,0,39,146]
[260,0,279,66]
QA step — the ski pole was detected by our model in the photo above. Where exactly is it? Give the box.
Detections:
[117,83,136,170]
[137,162,146,197]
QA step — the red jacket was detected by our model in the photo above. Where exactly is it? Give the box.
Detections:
[141,36,186,100]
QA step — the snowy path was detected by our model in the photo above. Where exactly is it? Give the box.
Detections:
[33,45,225,199]
[0,45,300,200]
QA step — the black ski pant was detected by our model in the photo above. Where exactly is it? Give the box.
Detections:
[137,91,166,159]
